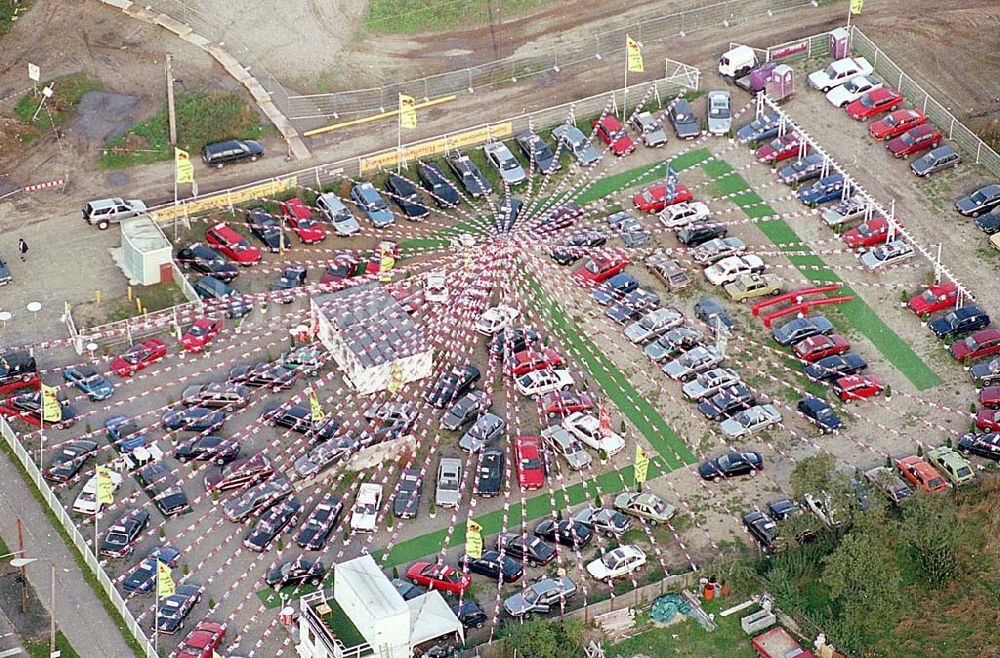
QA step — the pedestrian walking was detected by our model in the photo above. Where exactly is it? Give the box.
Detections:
[17,238,28,262]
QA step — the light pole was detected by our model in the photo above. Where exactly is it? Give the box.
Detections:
[11,557,56,658]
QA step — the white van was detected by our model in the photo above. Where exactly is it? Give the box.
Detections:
[718,45,757,78]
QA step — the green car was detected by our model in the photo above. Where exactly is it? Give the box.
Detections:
[613,491,676,525]
[724,273,783,303]
[926,446,975,486]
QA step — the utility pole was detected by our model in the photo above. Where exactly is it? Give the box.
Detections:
[166,53,177,145]
[17,519,26,614]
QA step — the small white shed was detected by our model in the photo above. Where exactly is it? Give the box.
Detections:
[116,216,173,285]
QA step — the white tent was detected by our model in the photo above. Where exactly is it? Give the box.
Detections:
[333,555,409,657]
[407,590,464,647]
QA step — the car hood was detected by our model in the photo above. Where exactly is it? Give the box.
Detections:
[955,197,979,212]
[662,360,692,378]
[718,418,744,437]
[503,593,532,616]
[333,216,361,234]
[707,116,731,132]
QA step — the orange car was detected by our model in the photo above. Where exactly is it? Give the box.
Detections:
[895,455,949,493]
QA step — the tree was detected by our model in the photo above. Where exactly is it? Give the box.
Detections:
[499,617,584,658]
[789,453,837,501]
[900,492,968,582]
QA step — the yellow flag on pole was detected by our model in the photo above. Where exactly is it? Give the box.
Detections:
[40,384,62,423]
[387,361,404,396]
[466,519,483,559]
[175,148,194,184]
[379,244,396,282]
[626,35,644,73]
[850,0,863,14]
[399,94,417,129]
[96,466,115,505]
[634,444,650,485]
[309,388,325,423]
[157,560,175,598]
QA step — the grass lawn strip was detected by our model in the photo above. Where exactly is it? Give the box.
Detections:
[701,157,943,391]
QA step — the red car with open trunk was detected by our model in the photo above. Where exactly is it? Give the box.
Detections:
[572,255,628,286]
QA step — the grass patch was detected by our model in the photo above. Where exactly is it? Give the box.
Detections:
[14,72,101,142]
[364,0,550,34]
[607,597,758,658]
[25,634,80,658]
[99,91,265,169]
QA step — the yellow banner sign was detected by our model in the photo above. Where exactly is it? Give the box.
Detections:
[309,388,325,423]
[850,0,863,14]
[41,384,61,423]
[157,561,175,598]
[634,444,650,485]
[627,35,644,73]
[360,123,513,173]
[466,519,483,559]
[148,176,298,223]
[175,148,194,184]
[399,94,417,129]
[96,466,115,505]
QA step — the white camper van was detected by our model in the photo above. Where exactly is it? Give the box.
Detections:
[718,45,757,78]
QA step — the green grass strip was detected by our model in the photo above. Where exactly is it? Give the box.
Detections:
[701,159,943,390]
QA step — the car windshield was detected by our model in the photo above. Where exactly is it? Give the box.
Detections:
[857,224,875,237]
[860,95,877,108]
[768,138,782,149]
[717,455,731,469]
[927,477,945,489]
[106,532,127,545]
[971,191,987,203]
[901,133,916,146]
[653,499,669,514]
[956,466,973,479]
[189,325,207,337]
[521,458,541,471]
[501,158,519,171]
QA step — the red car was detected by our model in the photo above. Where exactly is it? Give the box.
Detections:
[205,223,261,266]
[632,183,692,213]
[843,216,890,249]
[405,562,471,595]
[280,198,327,244]
[976,409,1000,431]
[756,133,804,163]
[365,241,400,276]
[514,436,545,491]
[320,253,361,285]
[980,386,1000,410]
[542,390,594,417]
[869,108,926,141]
[907,282,958,316]
[951,329,1000,362]
[593,116,635,156]
[176,620,226,658]
[571,255,628,286]
[793,334,851,363]
[886,124,941,158]
[895,455,948,493]
[508,348,563,376]
[833,374,885,401]
[180,317,223,353]
[846,87,904,121]
[110,338,167,376]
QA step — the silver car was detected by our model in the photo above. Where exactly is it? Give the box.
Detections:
[458,412,506,452]
[484,142,526,185]
[629,112,668,147]
[706,90,732,136]
[541,425,592,471]
[551,123,600,166]
[858,239,914,272]
[662,345,723,381]
[435,457,462,508]
[315,193,361,236]
[503,575,576,618]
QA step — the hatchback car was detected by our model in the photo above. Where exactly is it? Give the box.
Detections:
[350,182,394,227]
[665,98,701,139]
[315,193,362,235]
[551,123,600,165]
[629,111,668,147]
[910,145,961,177]
[886,125,941,158]
[955,184,1000,217]
[515,131,561,174]
[593,115,635,156]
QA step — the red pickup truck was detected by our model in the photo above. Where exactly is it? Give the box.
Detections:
[752,627,815,658]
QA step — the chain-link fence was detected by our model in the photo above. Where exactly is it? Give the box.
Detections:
[286,0,817,121]
[851,26,1000,177]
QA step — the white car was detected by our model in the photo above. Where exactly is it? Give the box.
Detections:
[350,483,382,532]
[425,272,448,303]
[825,74,881,108]
[803,491,845,528]
[541,425,593,471]
[435,457,462,508]
[720,404,781,439]
[484,142,527,185]
[681,368,741,401]
[692,237,746,265]
[562,412,626,456]
[72,470,124,514]
[515,369,574,397]
[658,201,711,229]
[821,196,868,227]
[623,307,685,344]
[859,239,914,271]
[706,90,732,135]
[475,305,519,335]
[662,345,723,381]
[807,56,874,92]
[586,544,647,580]
[703,255,766,287]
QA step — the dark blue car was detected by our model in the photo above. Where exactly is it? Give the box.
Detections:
[929,305,990,339]
[591,273,638,305]
[161,407,226,433]
[694,297,734,334]
[736,111,780,145]
[122,546,181,593]
[796,397,842,433]
[63,365,115,401]
[105,416,149,453]
[459,550,524,582]
[797,174,845,206]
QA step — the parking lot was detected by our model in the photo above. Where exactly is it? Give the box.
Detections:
[1,47,998,656]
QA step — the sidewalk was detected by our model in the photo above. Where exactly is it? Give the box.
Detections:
[0,454,135,658]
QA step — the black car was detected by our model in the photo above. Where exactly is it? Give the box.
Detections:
[803,352,868,382]
[244,498,302,552]
[143,466,191,517]
[677,221,726,247]
[797,397,842,433]
[0,350,36,388]
[440,390,491,431]
[446,154,492,198]
[768,499,801,521]
[929,305,990,338]
[173,436,240,464]
[515,131,561,175]
[693,297,734,333]
[550,230,606,265]
[296,494,343,550]
[0,255,10,286]
[459,550,524,582]
[698,384,757,421]
[698,451,764,481]
[497,533,556,567]
[228,362,298,391]
[260,402,313,433]
[970,357,1000,387]
[496,197,522,232]
[42,439,98,482]
[190,276,251,319]
[246,208,292,253]
[224,479,293,524]
[161,407,226,433]
[957,432,1000,462]
[533,518,593,548]
[393,468,423,519]
[489,328,541,357]
[264,557,326,589]
[665,98,701,139]
[385,174,429,220]
[154,583,202,634]
[426,363,481,408]
[391,578,426,601]
[473,448,504,497]
[175,244,238,283]
[417,162,460,208]
[100,509,150,558]
[273,265,308,302]
[452,601,488,630]
[955,183,1000,217]
[743,510,779,551]
[201,139,263,167]
[772,315,835,346]
[975,208,1000,235]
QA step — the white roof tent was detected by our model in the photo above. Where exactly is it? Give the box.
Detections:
[113,216,173,285]
[310,282,433,395]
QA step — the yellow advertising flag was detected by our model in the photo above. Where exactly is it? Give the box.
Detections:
[850,0,863,14]
[40,384,62,423]
[156,560,176,598]
[399,94,417,129]
[634,444,650,485]
[309,388,325,423]
[175,148,194,184]
[387,361,404,396]
[96,466,115,505]
[466,519,483,559]
[626,35,644,73]
[379,244,396,283]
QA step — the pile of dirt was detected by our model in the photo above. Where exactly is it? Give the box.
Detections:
[0,116,31,156]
